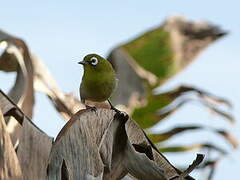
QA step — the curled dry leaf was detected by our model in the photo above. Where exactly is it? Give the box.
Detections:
[0,108,22,180]
[47,109,202,180]
[31,54,84,120]
[0,29,35,145]
[0,30,34,118]
[0,90,202,180]
[0,90,54,180]
[0,29,84,123]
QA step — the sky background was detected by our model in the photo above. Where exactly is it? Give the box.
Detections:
[0,1,239,179]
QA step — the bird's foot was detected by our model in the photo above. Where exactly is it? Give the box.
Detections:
[111,106,122,114]
[86,105,97,112]
[108,99,122,114]
[112,108,129,122]
[110,106,129,120]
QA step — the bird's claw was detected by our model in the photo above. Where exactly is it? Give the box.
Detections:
[113,109,129,122]
[86,105,97,112]
[111,106,128,119]
[110,106,121,114]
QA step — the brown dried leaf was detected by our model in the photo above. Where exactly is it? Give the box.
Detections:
[0,29,84,124]
[0,30,35,118]
[17,117,53,180]
[0,108,22,180]
[0,90,53,179]
[48,109,198,180]
[31,54,84,120]
[0,30,35,145]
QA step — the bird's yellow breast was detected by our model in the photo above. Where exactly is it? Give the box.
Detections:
[80,71,117,102]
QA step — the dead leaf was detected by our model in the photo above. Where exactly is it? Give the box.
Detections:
[0,108,22,180]
[0,30,35,145]
[0,90,53,180]
[48,109,199,180]
[32,54,84,120]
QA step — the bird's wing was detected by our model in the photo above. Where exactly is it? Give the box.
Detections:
[79,84,86,103]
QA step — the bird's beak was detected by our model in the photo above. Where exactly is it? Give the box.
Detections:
[78,60,86,65]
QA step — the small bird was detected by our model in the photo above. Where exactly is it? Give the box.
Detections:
[78,53,120,113]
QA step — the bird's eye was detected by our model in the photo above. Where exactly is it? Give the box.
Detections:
[90,57,98,66]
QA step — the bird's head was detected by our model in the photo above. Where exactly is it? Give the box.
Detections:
[78,54,113,72]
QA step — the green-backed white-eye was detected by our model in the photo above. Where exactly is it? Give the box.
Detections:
[78,54,119,112]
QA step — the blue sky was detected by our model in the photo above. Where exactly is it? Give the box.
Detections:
[1,1,239,179]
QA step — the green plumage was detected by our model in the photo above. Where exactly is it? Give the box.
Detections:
[79,54,117,103]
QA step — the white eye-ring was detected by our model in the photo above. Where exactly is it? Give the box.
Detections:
[90,57,98,66]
